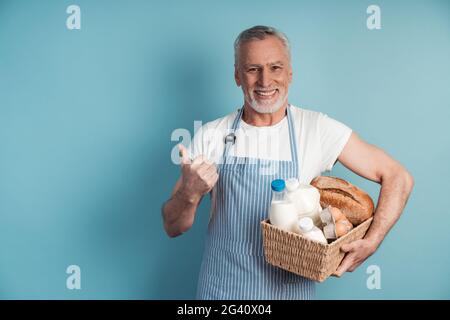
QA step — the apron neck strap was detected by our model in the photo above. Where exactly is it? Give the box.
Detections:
[223,105,299,167]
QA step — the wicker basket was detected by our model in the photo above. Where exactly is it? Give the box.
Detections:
[261,217,373,282]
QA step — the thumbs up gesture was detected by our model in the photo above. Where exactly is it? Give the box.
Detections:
[178,144,219,202]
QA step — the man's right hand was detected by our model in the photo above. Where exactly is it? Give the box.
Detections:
[178,144,219,203]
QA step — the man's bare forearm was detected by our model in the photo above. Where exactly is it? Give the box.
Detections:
[364,169,414,248]
[162,186,201,238]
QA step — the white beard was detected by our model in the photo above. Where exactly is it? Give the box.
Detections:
[245,89,288,114]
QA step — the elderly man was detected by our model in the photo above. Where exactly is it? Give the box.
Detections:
[162,25,414,300]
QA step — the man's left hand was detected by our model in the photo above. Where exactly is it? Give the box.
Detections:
[332,239,378,277]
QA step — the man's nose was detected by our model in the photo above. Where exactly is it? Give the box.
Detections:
[258,68,272,88]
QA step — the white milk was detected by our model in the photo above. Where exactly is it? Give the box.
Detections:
[268,179,298,233]
[285,178,322,227]
[269,201,298,233]
[295,217,328,244]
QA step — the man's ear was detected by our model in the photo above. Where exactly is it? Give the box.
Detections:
[234,65,241,87]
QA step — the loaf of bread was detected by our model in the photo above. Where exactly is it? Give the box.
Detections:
[310,176,374,225]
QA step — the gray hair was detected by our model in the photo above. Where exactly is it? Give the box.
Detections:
[234,25,291,66]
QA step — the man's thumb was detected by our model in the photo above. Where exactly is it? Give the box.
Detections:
[178,144,191,165]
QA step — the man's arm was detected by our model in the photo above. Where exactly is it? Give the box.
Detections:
[162,177,201,238]
[162,145,218,238]
[333,132,414,276]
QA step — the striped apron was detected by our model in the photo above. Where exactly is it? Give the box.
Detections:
[196,105,315,300]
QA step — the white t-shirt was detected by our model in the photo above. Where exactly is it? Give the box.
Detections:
[189,105,352,184]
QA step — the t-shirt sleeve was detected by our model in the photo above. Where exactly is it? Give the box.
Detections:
[318,113,352,172]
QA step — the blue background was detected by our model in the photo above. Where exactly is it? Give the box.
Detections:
[1,0,449,299]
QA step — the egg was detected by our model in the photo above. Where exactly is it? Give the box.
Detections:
[335,219,354,237]
[329,206,345,221]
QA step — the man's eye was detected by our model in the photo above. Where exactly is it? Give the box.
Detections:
[247,68,258,72]
[272,66,282,70]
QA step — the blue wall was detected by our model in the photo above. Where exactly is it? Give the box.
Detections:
[0,0,449,299]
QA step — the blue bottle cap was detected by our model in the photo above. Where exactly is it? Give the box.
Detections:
[271,179,286,192]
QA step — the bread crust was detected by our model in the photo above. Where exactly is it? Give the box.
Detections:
[311,176,374,225]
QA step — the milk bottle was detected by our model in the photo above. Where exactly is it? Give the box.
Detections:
[285,178,322,227]
[296,217,327,244]
[268,179,298,233]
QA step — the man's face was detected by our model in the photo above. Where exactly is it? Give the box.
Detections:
[235,36,293,114]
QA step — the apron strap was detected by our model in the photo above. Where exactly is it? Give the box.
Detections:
[287,105,299,168]
[222,105,299,174]
[223,108,244,164]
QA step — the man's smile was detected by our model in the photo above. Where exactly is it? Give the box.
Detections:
[254,88,279,99]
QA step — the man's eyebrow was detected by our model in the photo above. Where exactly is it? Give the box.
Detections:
[269,61,284,66]
[243,63,262,68]
[243,61,285,68]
